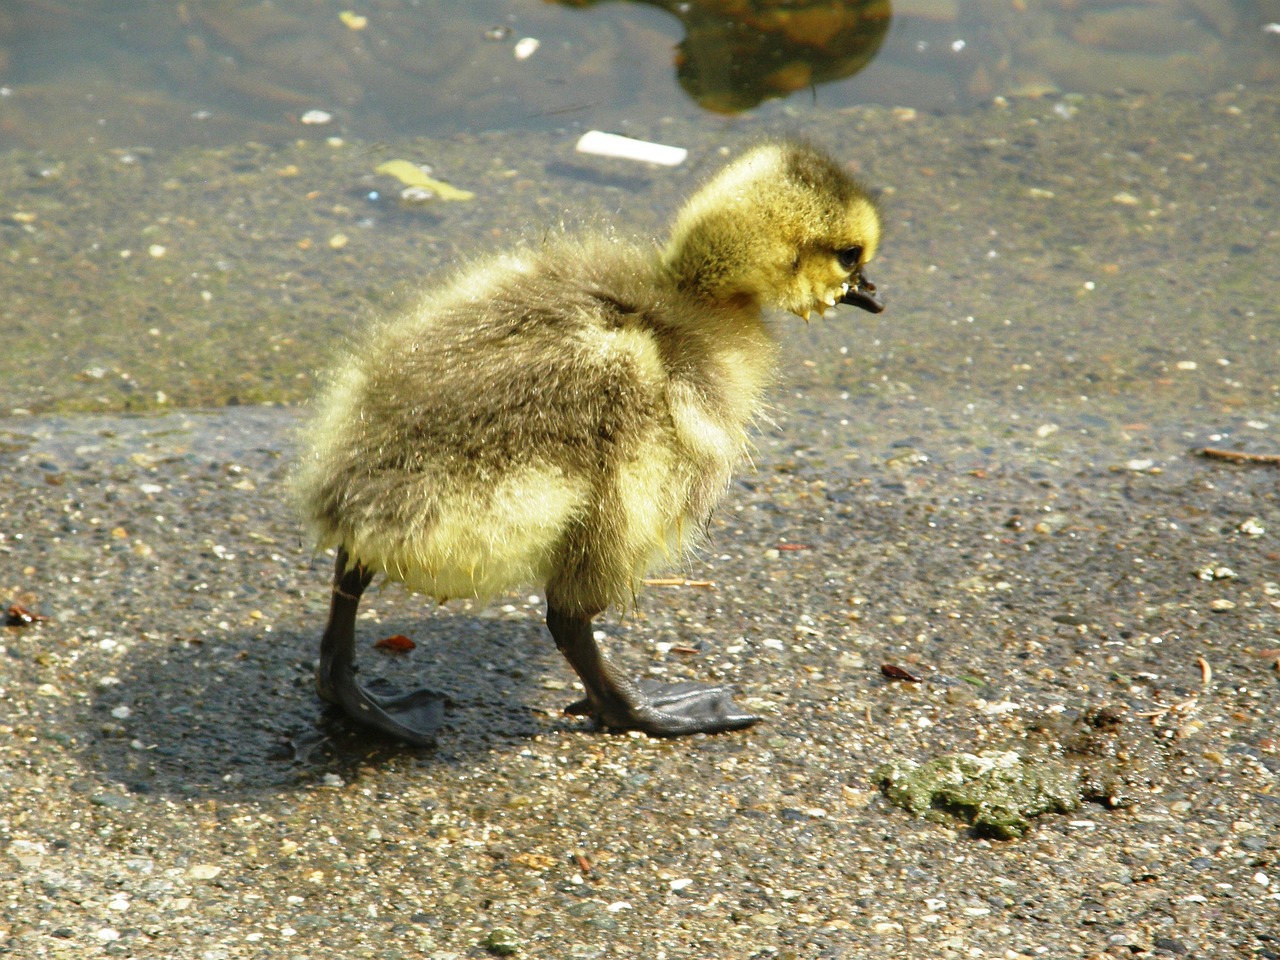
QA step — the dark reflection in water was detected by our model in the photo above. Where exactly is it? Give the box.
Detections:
[0,1,1277,150]
[555,0,890,112]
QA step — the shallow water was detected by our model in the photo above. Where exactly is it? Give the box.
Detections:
[3,4,1278,424]
[3,0,1279,148]
[3,92,1277,429]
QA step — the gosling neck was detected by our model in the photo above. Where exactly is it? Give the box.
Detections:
[659,234,768,320]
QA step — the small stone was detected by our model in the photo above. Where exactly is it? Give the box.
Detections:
[187,864,222,880]
[1238,517,1265,537]
[399,185,434,204]
[1195,564,1236,581]
[300,109,333,125]
[1209,598,1236,612]
[8,840,46,867]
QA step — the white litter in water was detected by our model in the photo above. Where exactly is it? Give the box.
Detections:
[514,37,540,60]
[574,131,688,167]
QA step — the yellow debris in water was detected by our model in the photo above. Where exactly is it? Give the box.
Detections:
[339,10,368,30]
[375,160,475,201]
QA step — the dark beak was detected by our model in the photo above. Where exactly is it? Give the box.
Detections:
[840,271,885,313]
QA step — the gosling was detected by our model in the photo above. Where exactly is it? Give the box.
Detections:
[294,140,885,743]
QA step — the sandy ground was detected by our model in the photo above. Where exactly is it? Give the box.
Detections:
[2,91,1279,958]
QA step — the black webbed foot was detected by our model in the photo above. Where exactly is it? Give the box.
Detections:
[316,548,442,746]
[549,604,761,737]
[321,673,445,747]
[565,679,760,736]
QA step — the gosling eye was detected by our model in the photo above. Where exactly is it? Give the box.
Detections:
[836,245,863,270]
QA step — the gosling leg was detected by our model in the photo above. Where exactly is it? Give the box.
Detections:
[316,547,443,745]
[546,604,761,736]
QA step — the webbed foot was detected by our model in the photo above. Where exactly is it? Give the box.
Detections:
[565,679,760,736]
[549,604,761,737]
[319,671,444,746]
[316,548,441,746]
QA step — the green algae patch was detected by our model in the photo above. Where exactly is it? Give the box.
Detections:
[482,927,521,956]
[878,749,1081,839]
[877,706,1164,838]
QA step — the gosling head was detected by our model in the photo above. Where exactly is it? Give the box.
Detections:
[663,141,885,319]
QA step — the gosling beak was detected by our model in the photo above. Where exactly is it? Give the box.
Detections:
[839,272,885,314]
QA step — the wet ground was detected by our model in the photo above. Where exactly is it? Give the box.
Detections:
[3,93,1280,957]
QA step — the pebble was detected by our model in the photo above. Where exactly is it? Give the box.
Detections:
[1196,564,1236,581]
[399,185,434,204]
[1238,517,1265,536]
[90,792,138,812]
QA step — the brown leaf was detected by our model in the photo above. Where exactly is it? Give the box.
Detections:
[880,663,922,683]
[6,604,48,627]
[373,634,415,653]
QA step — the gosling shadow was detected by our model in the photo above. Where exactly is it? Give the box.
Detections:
[85,611,576,801]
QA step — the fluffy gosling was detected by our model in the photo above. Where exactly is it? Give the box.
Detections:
[294,140,885,742]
